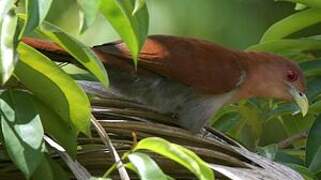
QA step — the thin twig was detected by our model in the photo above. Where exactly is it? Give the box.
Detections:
[90,115,130,180]
[278,132,308,149]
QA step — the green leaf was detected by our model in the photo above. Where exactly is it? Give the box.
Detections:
[239,103,262,145]
[77,0,100,33]
[294,3,307,10]
[306,114,321,174]
[275,151,305,165]
[306,78,321,100]
[32,156,54,180]
[133,137,214,180]
[276,0,321,8]
[16,43,91,135]
[286,163,315,180]
[128,152,167,180]
[300,60,321,77]
[32,155,69,180]
[247,38,321,56]
[99,0,149,65]
[257,144,278,160]
[0,4,18,84]
[132,0,146,15]
[21,0,53,36]
[34,99,77,157]
[0,90,45,177]
[39,22,109,87]
[260,8,321,42]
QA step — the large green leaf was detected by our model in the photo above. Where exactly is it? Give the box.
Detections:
[0,90,45,177]
[133,137,214,180]
[127,152,168,180]
[99,0,149,65]
[21,0,53,36]
[77,0,101,33]
[0,1,18,84]
[15,43,91,135]
[260,8,321,42]
[34,99,77,157]
[39,22,109,87]
[306,115,321,174]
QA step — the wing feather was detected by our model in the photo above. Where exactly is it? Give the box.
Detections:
[95,35,245,94]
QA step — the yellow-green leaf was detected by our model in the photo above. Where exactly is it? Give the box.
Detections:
[134,137,214,180]
[99,0,149,65]
[260,8,321,42]
[15,43,91,135]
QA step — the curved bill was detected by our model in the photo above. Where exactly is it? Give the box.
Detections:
[288,85,309,116]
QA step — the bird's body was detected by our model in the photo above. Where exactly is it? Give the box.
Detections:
[22,35,308,133]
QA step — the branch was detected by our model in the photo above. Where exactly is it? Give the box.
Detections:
[90,116,130,180]
[278,132,308,149]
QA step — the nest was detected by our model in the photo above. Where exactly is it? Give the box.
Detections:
[0,91,303,180]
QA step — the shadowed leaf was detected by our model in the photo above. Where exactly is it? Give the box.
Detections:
[0,90,45,177]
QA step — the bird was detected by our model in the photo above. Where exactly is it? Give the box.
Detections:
[22,35,308,133]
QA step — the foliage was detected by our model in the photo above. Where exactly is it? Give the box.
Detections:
[2,0,321,179]
[0,0,214,179]
[212,1,321,179]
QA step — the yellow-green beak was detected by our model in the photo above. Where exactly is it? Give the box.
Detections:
[288,85,309,116]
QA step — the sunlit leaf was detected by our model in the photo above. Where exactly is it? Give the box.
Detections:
[0,4,18,84]
[128,152,167,180]
[134,137,214,180]
[99,0,149,65]
[294,3,307,10]
[260,8,321,42]
[306,115,321,174]
[77,0,100,33]
[0,90,45,177]
[21,0,53,36]
[39,22,109,87]
[132,0,146,15]
[16,43,91,135]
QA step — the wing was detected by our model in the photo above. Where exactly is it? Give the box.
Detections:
[94,35,245,94]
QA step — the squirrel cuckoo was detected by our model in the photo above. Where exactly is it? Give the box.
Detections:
[22,35,308,133]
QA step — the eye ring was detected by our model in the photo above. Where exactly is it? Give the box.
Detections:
[287,70,298,82]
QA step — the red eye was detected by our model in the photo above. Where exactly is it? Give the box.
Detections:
[287,70,298,82]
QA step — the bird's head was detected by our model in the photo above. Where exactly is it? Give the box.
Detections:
[237,52,308,116]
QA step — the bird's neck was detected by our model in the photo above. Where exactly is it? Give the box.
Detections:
[231,51,270,102]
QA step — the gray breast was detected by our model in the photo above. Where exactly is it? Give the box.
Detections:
[79,68,237,133]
